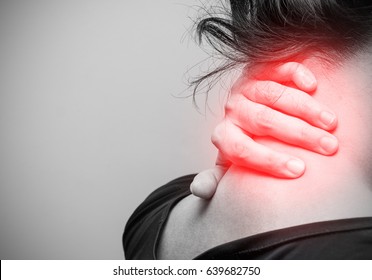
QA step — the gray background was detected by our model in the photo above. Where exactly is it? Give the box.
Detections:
[0,0,226,259]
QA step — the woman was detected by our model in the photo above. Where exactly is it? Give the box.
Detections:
[124,0,372,259]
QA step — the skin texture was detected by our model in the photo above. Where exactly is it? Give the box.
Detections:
[158,51,372,259]
[191,62,338,199]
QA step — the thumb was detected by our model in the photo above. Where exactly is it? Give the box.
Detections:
[190,153,230,200]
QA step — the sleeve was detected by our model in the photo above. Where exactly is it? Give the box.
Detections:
[123,174,195,259]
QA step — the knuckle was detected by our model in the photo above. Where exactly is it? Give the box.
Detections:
[255,81,283,105]
[244,82,258,101]
[254,107,275,133]
[224,99,235,114]
[292,93,315,116]
[225,95,246,119]
[211,123,226,147]
[291,95,308,115]
[231,141,250,160]
[252,82,263,101]
[265,153,282,172]
[265,81,283,104]
[299,125,312,140]
[300,102,316,119]
[298,125,317,148]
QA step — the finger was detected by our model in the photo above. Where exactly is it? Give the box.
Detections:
[250,62,317,92]
[235,80,337,131]
[211,119,306,178]
[190,165,227,200]
[190,152,230,200]
[270,62,317,92]
[226,97,339,155]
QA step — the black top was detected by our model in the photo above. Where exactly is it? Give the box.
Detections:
[123,174,372,259]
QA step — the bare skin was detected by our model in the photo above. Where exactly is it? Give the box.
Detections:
[191,62,338,199]
[158,52,372,259]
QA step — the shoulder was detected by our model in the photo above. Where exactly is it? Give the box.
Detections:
[123,174,195,259]
[156,175,242,259]
[134,174,195,212]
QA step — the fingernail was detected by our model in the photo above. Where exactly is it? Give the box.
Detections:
[320,111,336,127]
[302,75,316,89]
[286,159,305,176]
[320,136,338,154]
[299,70,317,89]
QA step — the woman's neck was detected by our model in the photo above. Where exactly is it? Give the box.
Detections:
[213,54,372,236]
[158,53,372,260]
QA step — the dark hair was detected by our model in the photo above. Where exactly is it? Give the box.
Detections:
[192,0,372,96]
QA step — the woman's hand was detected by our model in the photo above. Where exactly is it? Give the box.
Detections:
[190,62,338,199]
